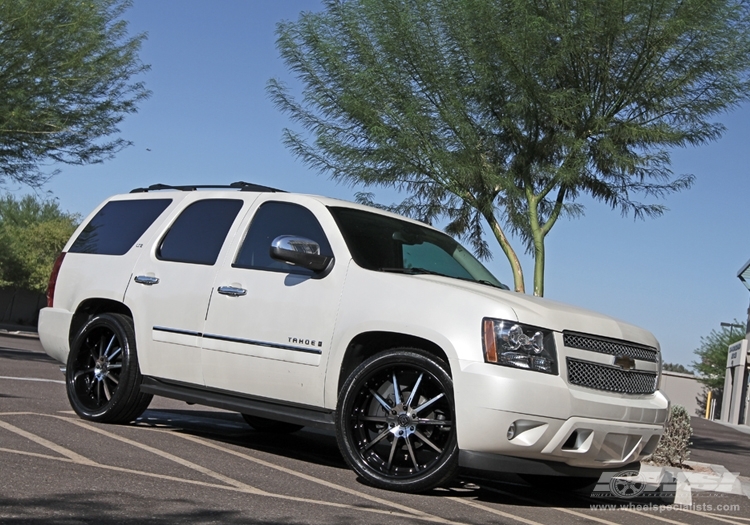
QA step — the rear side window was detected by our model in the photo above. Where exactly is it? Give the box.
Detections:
[158,199,243,265]
[69,199,172,255]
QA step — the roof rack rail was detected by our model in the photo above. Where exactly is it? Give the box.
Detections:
[130,181,286,193]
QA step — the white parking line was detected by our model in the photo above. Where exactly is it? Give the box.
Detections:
[448,496,547,525]
[675,509,746,525]
[704,515,750,523]
[0,376,64,384]
[481,484,649,525]
[0,419,95,465]
[64,418,261,492]
[621,508,696,525]
[169,430,458,524]
[0,412,467,524]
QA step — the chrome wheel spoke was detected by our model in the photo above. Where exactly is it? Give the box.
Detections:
[102,379,112,401]
[363,427,392,452]
[414,430,442,453]
[103,335,116,358]
[405,436,419,470]
[108,363,122,370]
[414,393,444,415]
[369,388,392,412]
[105,372,119,385]
[415,418,452,426]
[96,380,101,404]
[108,346,122,361]
[392,373,402,405]
[386,435,399,471]
[405,373,423,408]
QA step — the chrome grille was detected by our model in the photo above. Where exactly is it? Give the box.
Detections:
[567,358,657,394]
[563,332,658,363]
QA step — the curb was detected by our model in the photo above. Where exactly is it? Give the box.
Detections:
[675,461,750,503]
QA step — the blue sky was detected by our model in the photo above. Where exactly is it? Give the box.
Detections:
[9,0,750,367]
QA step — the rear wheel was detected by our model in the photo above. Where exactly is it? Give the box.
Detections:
[336,348,458,493]
[66,313,152,423]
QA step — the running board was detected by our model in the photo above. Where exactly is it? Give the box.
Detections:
[140,376,335,430]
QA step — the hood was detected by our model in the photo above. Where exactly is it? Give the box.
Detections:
[414,275,659,349]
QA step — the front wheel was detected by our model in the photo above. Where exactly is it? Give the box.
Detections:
[66,313,152,423]
[336,348,458,493]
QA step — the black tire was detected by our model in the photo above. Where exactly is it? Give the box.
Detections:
[66,313,152,423]
[241,414,303,434]
[336,348,458,493]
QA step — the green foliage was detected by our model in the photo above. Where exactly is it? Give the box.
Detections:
[0,0,149,187]
[0,194,79,292]
[692,322,745,392]
[650,404,692,467]
[662,362,693,374]
[271,0,750,295]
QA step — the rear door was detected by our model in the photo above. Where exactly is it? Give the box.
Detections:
[126,195,249,385]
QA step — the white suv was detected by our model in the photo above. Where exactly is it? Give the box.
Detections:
[39,182,668,493]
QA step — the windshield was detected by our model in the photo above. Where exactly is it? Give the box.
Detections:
[328,206,508,289]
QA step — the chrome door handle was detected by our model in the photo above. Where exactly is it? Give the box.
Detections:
[217,285,247,297]
[134,275,159,285]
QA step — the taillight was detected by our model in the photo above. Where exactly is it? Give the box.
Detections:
[47,252,66,307]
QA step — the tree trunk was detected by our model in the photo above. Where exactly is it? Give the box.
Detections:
[484,212,525,293]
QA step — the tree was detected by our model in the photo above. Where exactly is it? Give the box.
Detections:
[0,194,79,292]
[662,362,692,374]
[0,0,149,188]
[692,322,745,392]
[270,0,750,295]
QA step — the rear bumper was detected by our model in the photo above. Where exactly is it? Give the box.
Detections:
[38,307,73,364]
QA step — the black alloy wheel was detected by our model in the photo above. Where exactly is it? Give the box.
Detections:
[66,313,152,423]
[336,348,458,493]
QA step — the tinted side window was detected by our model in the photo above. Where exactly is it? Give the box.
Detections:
[158,199,243,265]
[234,201,332,275]
[69,199,172,255]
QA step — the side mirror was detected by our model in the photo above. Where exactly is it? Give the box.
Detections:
[270,235,334,273]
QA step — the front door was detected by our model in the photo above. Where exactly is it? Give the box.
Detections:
[201,199,345,407]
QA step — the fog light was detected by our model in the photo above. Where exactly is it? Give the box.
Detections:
[507,423,516,440]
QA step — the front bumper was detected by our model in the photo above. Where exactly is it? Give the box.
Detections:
[454,360,668,471]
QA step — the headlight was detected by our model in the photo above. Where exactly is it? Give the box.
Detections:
[482,318,558,374]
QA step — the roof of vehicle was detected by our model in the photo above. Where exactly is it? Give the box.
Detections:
[126,181,439,230]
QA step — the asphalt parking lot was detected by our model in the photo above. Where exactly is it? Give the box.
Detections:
[1,332,749,524]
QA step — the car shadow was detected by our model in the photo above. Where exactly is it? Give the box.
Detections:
[134,408,348,471]
[131,407,677,509]
[0,347,57,363]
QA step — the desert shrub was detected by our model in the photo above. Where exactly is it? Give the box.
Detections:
[649,404,693,467]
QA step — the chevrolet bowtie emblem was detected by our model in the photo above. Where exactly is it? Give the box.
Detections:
[614,355,636,370]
